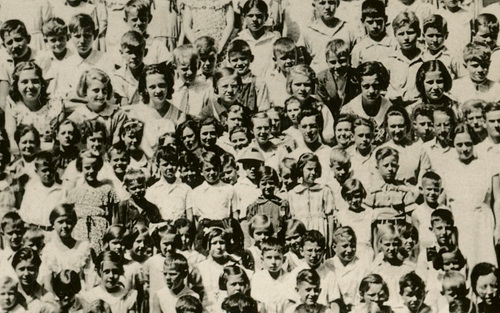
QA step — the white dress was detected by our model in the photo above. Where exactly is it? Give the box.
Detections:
[83,286,137,313]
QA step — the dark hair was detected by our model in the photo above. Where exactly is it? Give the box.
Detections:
[415,60,453,100]
[175,295,202,313]
[200,150,222,170]
[473,13,499,36]
[422,171,441,183]
[296,269,320,286]
[164,252,189,274]
[296,108,323,131]
[356,61,390,91]
[52,270,81,297]
[10,61,49,103]
[97,251,124,276]
[301,230,325,251]
[14,124,41,147]
[76,150,104,172]
[219,265,250,291]
[57,119,81,146]
[0,144,11,168]
[258,166,279,186]
[155,145,178,167]
[176,120,200,151]
[241,0,269,16]
[0,20,29,41]
[295,153,322,180]
[221,293,258,313]
[227,39,253,58]
[361,0,386,20]
[471,262,499,294]
[375,146,399,163]
[213,67,242,91]
[359,274,389,301]
[139,63,175,104]
[81,120,107,145]
[451,123,480,145]
[68,13,96,34]
[423,14,448,34]
[411,104,434,122]
[12,247,41,269]
[49,203,77,226]
[1,212,24,232]
[260,237,284,254]
[103,225,128,247]
[399,272,425,296]
[431,208,454,227]
[341,178,367,200]
[384,106,412,136]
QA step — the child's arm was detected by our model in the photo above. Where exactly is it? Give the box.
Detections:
[151,292,162,313]
[411,209,420,231]
[218,3,235,54]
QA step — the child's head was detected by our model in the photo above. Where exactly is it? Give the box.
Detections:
[194,36,217,78]
[227,39,254,76]
[34,151,57,187]
[463,42,491,84]
[334,114,354,148]
[97,251,123,292]
[261,238,284,273]
[153,224,181,256]
[81,120,107,154]
[325,39,350,76]
[423,15,448,53]
[441,271,468,303]
[204,227,230,260]
[434,249,466,272]
[176,295,202,313]
[463,99,486,135]
[120,119,143,152]
[56,119,80,148]
[229,127,250,153]
[51,270,81,310]
[273,38,297,74]
[200,151,222,185]
[238,147,264,183]
[199,118,221,149]
[50,203,77,240]
[341,178,366,211]
[178,153,203,187]
[120,31,146,70]
[173,45,199,84]
[213,67,241,105]
[430,208,455,247]
[473,13,499,49]
[361,0,387,39]
[284,219,306,254]
[155,145,178,183]
[353,117,375,153]
[220,153,238,185]
[226,104,247,133]
[76,150,104,184]
[392,11,421,51]
[301,230,325,269]
[416,60,452,103]
[0,20,30,60]
[332,226,357,265]
[103,225,127,255]
[285,96,301,127]
[421,171,442,206]
[313,0,339,23]
[296,153,321,185]
[359,274,389,305]
[0,276,18,311]
[296,269,321,305]
[385,106,411,143]
[139,63,175,105]
[398,223,419,259]
[258,166,279,198]
[10,61,49,105]
[76,69,114,113]
[68,14,97,57]
[163,252,189,291]
[279,157,297,191]
[377,224,401,262]
[471,262,499,305]
[449,298,472,313]
[221,294,258,313]
[267,107,284,137]
[329,147,351,184]
[411,105,434,142]
[375,147,399,182]
[251,112,271,146]
[124,0,152,34]
[174,218,196,251]
[22,227,45,253]
[219,265,250,296]
[42,18,68,55]
[176,120,199,153]
[399,272,426,313]
[249,214,274,247]
[12,247,41,287]
[123,228,151,260]
[1,212,25,251]
[356,61,390,105]
[452,123,480,162]
[242,0,269,34]
[286,65,316,103]
[14,124,40,160]
[483,102,500,141]
[107,142,130,178]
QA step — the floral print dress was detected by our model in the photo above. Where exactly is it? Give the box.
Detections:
[183,0,231,43]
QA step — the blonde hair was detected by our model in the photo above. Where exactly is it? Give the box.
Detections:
[76,68,113,100]
[286,65,317,95]
[0,275,17,292]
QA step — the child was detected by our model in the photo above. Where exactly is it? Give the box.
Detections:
[422,16,465,81]
[245,214,274,271]
[385,0,433,30]
[471,14,500,82]
[333,116,353,150]
[68,68,128,146]
[11,248,47,310]
[175,295,203,313]
[235,0,280,78]
[383,11,424,107]
[394,272,431,313]
[0,213,25,267]
[51,0,99,31]
[53,119,81,177]
[282,219,306,272]
[351,0,397,68]
[351,274,391,313]
[288,153,334,247]
[145,146,192,222]
[414,60,456,111]
[194,37,217,83]
[0,275,26,313]
[178,154,204,188]
[235,147,264,221]
[118,119,152,180]
[436,271,470,313]
[278,157,297,197]
[221,153,239,186]
[327,147,352,212]
[470,263,500,313]
[171,45,211,120]
[450,42,500,104]
[100,143,130,201]
[218,265,254,303]
[285,269,336,313]
[317,39,360,118]
[283,97,302,146]
[437,0,472,56]
[43,270,86,313]
[346,118,376,190]
[221,294,258,313]
[152,253,199,313]
[412,105,434,144]
[462,99,487,143]
[8,122,40,183]
[174,218,206,267]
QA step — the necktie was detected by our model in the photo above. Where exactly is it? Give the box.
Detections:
[179,84,190,114]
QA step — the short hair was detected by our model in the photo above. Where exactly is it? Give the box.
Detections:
[120,30,146,50]
[399,272,425,296]
[412,104,434,122]
[431,208,454,226]
[341,178,367,201]
[173,44,199,66]
[471,262,500,294]
[203,226,229,251]
[218,265,250,290]
[1,212,24,231]
[0,275,17,292]
[463,99,486,118]
[423,14,448,34]
[296,269,321,286]
[375,146,399,163]
[296,152,322,180]
[296,109,323,130]
[85,300,112,313]
[42,17,67,37]
[463,42,491,65]
[68,14,96,34]
[384,106,412,135]
[0,20,29,42]
[164,252,189,274]
[106,141,130,161]
[200,150,222,170]
[356,61,390,91]
[11,247,41,269]
[422,171,442,184]
[273,37,297,58]
[120,119,144,139]
[221,294,258,313]
[392,11,421,36]
[241,0,269,16]
[138,63,175,104]
[451,123,480,145]
[49,203,77,226]
[229,126,249,142]
[155,145,178,166]
[325,38,349,60]
[76,150,104,172]
[249,214,274,238]
[483,101,500,115]
[449,298,472,313]
[76,68,113,100]
[286,64,317,95]
[200,117,223,137]
[173,218,196,242]
[103,225,128,247]
[302,230,326,251]
[336,113,355,128]
[123,168,146,187]
[56,119,81,146]
[175,295,202,313]
[97,251,124,276]
[441,271,467,295]
[416,60,453,96]
[213,67,242,90]
[227,39,253,58]
[34,150,55,170]
[194,36,217,56]
[473,13,499,37]
[260,237,284,255]
[353,117,375,133]
[258,166,279,186]
[14,124,40,147]
[124,0,151,20]
[332,226,357,245]
[81,119,107,145]
[329,147,350,166]
[433,106,457,127]
[284,219,306,238]
[179,152,201,172]
[51,270,81,297]
[359,274,389,301]
[361,0,386,20]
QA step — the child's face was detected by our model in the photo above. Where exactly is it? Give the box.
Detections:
[230,131,249,152]
[327,53,349,76]
[253,118,271,146]
[209,235,227,259]
[476,273,498,305]
[36,164,56,186]
[253,227,270,246]
[131,233,150,258]
[109,150,129,177]
[70,29,94,56]
[299,116,320,144]
[259,178,276,198]
[0,286,17,311]
[3,30,29,59]
[81,157,100,183]
[333,237,356,264]
[380,235,401,261]
[274,50,296,74]
[268,110,281,136]
[163,264,185,291]
[281,167,294,191]
[442,252,462,272]
[286,232,302,254]
[485,110,500,140]
[354,125,373,152]
[286,100,301,125]
[121,46,145,70]
[301,241,323,268]
[262,250,284,273]
[360,74,382,105]
[314,0,337,22]
[467,109,486,134]
[414,115,434,142]
[181,127,198,151]
[200,52,217,77]
[431,220,454,246]
[454,132,474,162]
[107,238,124,255]
[180,166,200,187]
[422,178,441,205]
[18,69,42,103]
[125,9,149,34]
[363,17,386,39]
[158,159,177,182]
[302,161,319,185]
[377,155,398,182]
[227,111,243,133]
[121,131,141,151]
[296,281,321,305]
[176,59,198,83]
[216,75,240,104]
[442,286,462,303]
[53,216,75,239]
[202,162,220,184]
[424,70,445,101]
[178,226,193,251]
[45,34,68,55]
[221,164,238,185]
[395,25,418,51]
[424,27,446,52]
[245,7,267,33]
[160,234,177,256]
[466,60,489,84]
[100,261,121,291]
[18,131,37,158]
[242,160,262,182]
[401,287,424,313]
[86,80,108,113]
[228,52,251,76]
[200,124,217,148]
[434,111,452,144]
[345,189,364,211]
[363,283,387,306]
[387,115,407,143]
[57,124,75,147]
[146,73,169,105]
[86,132,105,154]
[226,274,249,296]
[290,74,313,102]
[15,259,38,287]
[3,222,24,250]
[335,121,353,148]
[402,236,416,256]
[330,161,350,183]
[473,26,497,49]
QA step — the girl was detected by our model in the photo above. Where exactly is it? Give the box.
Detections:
[229,126,250,158]
[68,69,128,147]
[83,251,137,313]
[282,219,306,272]
[8,124,40,181]
[337,178,374,263]
[462,99,488,143]
[102,225,127,258]
[282,96,302,147]
[129,64,185,159]
[244,214,274,271]
[176,120,201,157]
[287,153,334,248]
[43,270,86,313]
[277,157,297,198]
[206,68,243,122]
[5,61,65,152]
[66,150,119,254]
[174,218,206,268]
[470,262,500,313]
[218,265,251,299]
[334,114,354,149]
[341,61,392,145]
[287,65,335,145]
[52,120,81,177]
[11,248,47,311]
[351,274,393,313]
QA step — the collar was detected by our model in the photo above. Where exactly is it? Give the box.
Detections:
[389,47,424,65]
[79,103,117,118]
[293,183,324,193]
[254,195,282,205]
[423,46,451,60]
[472,79,494,91]
[424,138,452,152]
[331,254,359,269]
[237,29,278,44]
[308,18,346,37]
[362,34,395,48]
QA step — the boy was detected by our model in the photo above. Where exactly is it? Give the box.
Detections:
[436,271,470,313]
[100,142,131,201]
[383,11,424,107]
[394,272,431,313]
[0,276,24,313]
[450,42,500,104]
[298,0,357,73]
[463,99,487,143]
[285,269,334,313]
[422,15,465,79]
[18,151,67,230]
[0,212,24,263]
[327,147,352,212]
[235,147,265,221]
[113,31,147,106]
[471,14,500,82]
[171,44,211,120]
[119,119,153,180]
[194,36,217,83]
[251,238,289,313]
[351,0,398,67]
[412,105,434,144]
[152,252,199,313]
[423,107,456,176]
[385,0,434,30]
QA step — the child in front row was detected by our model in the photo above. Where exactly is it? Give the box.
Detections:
[285,269,335,313]
[435,271,470,313]
[282,219,306,272]
[394,272,431,313]
[245,214,274,271]
[351,274,392,313]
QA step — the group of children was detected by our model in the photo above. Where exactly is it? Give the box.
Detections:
[1,0,500,312]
